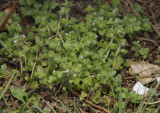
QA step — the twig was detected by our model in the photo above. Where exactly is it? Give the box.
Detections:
[69,89,111,113]
[0,1,11,11]
[139,74,160,78]
[143,100,160,105]
[149,45,157,53]
[0,0,19,32]
[152,24,160,37]
[54,77,70,96]
[137,37,158,46]
[0,57,20,67]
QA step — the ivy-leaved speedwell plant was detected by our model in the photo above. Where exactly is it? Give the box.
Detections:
[0,0,152,107]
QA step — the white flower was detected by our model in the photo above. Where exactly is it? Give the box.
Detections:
[39,4,42,7]
[114,19,117,23]
[66,69,69,73]
[42,18,45,21]
[137,41,140,43]
[92,74,94,77]
[87,41,90,44]
[121,41,125,45]
[94,19,97,22]
[118,30,121,33]
[22,34,26,38]
[97,74,100,76]
[112,10,116,14]
[104,54,106,57]
[65,24,68,26]
[68,43,70,46]
[92,22,96,25]
[14,40,17,43]
[37,68,40,71]
[1,65,3,68]
[80,56,83,58]
[15,35,18,38]
[65,33,68,36]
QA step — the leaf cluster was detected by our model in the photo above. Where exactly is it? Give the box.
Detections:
[0,0,152,107]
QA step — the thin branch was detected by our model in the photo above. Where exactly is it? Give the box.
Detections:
[54,76,71,96]
[137,37,158,46]
[143,100,160,105]
[69,89,111,113]
[0,0,19,32]
[152,24,160,37]
[0,57,19,68]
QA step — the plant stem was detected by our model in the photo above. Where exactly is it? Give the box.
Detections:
[31,47,39,78]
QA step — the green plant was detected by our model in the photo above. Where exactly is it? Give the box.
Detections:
[0,0,152,111]
[131,41,149,59]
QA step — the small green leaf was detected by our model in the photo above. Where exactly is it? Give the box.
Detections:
[124,59,131,67]
[74,64,82,73]
[19,0,26,5]
[26,0,34,6]
[48,76,57,83]
[41,61,48,67]
[30,81,39,89]
[50,2,59,9]
[18,51,24,57]
[10,86,28,103]
[81,91,88,98]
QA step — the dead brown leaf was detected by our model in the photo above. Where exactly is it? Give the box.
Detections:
[128,61,160,84]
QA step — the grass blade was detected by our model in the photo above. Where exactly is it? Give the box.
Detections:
[57,99,72,113]
[72,100,80,113]
[40,96,57,113]
[2,96,13,112]
[0,70,16,100]
[0,73,10,79]
[20,96,33,113]
[140,81,160,113]
[32,102,45,113]
[83,102,98,113]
